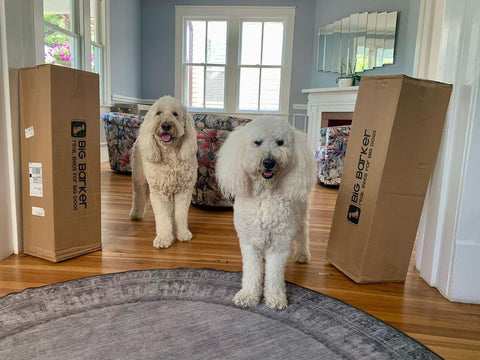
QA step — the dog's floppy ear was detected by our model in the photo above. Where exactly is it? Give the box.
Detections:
[216,126,250,198]
[179,108,197,162]
[280,129,316,199]
[136,108,163,163]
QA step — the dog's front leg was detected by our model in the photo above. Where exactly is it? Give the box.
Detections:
[130,178,148,220]
[174,189,193,242]
[234,243,263,308]
[294,222,311,263]
[264,249,290,310]
[149,190,175,248]
[130,151,148,220]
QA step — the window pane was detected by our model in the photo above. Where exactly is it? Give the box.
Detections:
[205,66,225,109]
[239,67,259,110]
[185,21,206,63]
[262,22,283,66]
[44,26,77,68]
[206,21,226,64]
[241,22,262,65]
[185,65,204,108]
[43,0,73,32]
[91,44,101,74]
[90,0,98,42]
[260,68,281,111]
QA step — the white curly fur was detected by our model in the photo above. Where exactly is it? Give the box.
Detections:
[130,96,197,249]
[216,116,316,310]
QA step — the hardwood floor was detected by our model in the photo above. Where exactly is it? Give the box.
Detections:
[1,163,479,359]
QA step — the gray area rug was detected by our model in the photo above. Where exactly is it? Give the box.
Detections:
[0,268,441,360]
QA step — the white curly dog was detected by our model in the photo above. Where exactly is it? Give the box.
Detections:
[216,116,316,310]
[130,96,197,249]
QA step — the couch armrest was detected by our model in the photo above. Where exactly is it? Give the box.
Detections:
[316,125,351,185]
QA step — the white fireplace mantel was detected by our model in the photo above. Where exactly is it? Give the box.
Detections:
[302,86,359,151]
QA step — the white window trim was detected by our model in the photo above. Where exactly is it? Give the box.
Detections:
[38,0,111,105]
[175,5,295,115]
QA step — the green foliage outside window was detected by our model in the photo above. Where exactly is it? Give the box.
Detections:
[44,14,73,67]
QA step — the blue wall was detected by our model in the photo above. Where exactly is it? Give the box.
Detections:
[109,0,422,107]
[110,0,142,99]
[310,0,421,88]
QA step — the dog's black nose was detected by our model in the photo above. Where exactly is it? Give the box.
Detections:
[263,158,276,169]
[161,123,172,131]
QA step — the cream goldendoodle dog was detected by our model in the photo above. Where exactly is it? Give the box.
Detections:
[130,96,197,249]
[216,116,316,310]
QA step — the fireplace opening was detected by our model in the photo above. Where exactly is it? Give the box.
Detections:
[321,112,354,128]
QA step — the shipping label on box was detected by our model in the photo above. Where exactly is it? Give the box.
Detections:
[29,162,43,197]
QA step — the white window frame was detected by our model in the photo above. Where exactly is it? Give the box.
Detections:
[40,0,110,105]
[175,6,295,115]
[183,18,228,112]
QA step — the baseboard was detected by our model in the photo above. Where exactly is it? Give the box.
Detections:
[292,104,307,111]
[100,142,109,163]
[446,241,480,304]
[100,105,111,115]
[111,94,157,105]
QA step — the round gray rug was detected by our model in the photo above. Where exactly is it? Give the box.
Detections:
[0,268,441,359]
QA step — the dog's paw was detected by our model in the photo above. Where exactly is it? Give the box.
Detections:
[153,234,174,249]
[233,289,261,308]
[129,208,144,220]
[294,249,311,264]
[176,229,193,242]
[264,292,288,310]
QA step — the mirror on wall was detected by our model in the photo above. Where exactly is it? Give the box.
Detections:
[317,11,398,74]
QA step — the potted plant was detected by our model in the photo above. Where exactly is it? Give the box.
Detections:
[337,60,361,87]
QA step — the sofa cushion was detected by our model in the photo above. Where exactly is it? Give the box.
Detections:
[192,113,253,207]
[193,113,252,131]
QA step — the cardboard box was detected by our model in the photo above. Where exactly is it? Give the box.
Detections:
[326,75,452,283]
[20,64,101,262]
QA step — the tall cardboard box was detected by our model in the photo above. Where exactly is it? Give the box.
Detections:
[20,64,101,262]
[326,75,452,283]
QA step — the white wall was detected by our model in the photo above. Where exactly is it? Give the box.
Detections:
[0,0,14,260]
[415,0,480,303]
[0,0,43,258]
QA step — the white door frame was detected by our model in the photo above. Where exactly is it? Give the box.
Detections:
[414,0,480,303]
[0,0,18,259]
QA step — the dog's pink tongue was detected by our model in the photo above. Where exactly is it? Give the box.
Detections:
[161,134,172,142]
[264,170,273,177]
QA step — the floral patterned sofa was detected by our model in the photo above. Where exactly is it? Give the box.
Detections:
[315,125,351,186]
[101,112,143,173]
[192,113,252,207]
[101,111,252,207]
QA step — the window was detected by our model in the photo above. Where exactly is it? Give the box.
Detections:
[239,21,284,111]
[43,0,78,68]
[175,6,295,114]
[184,20,227,109]
[43,0,108,103]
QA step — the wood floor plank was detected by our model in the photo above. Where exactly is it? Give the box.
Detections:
[0,163,479,359]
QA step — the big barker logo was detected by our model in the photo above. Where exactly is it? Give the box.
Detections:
[71,121,86,137]
[347,129,376,225]
[347,205,361,225]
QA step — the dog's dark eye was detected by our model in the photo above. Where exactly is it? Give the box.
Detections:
[254,140,262,146]
[276,139,284,146]
[156,111,162,116]
[173,112,178,117]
